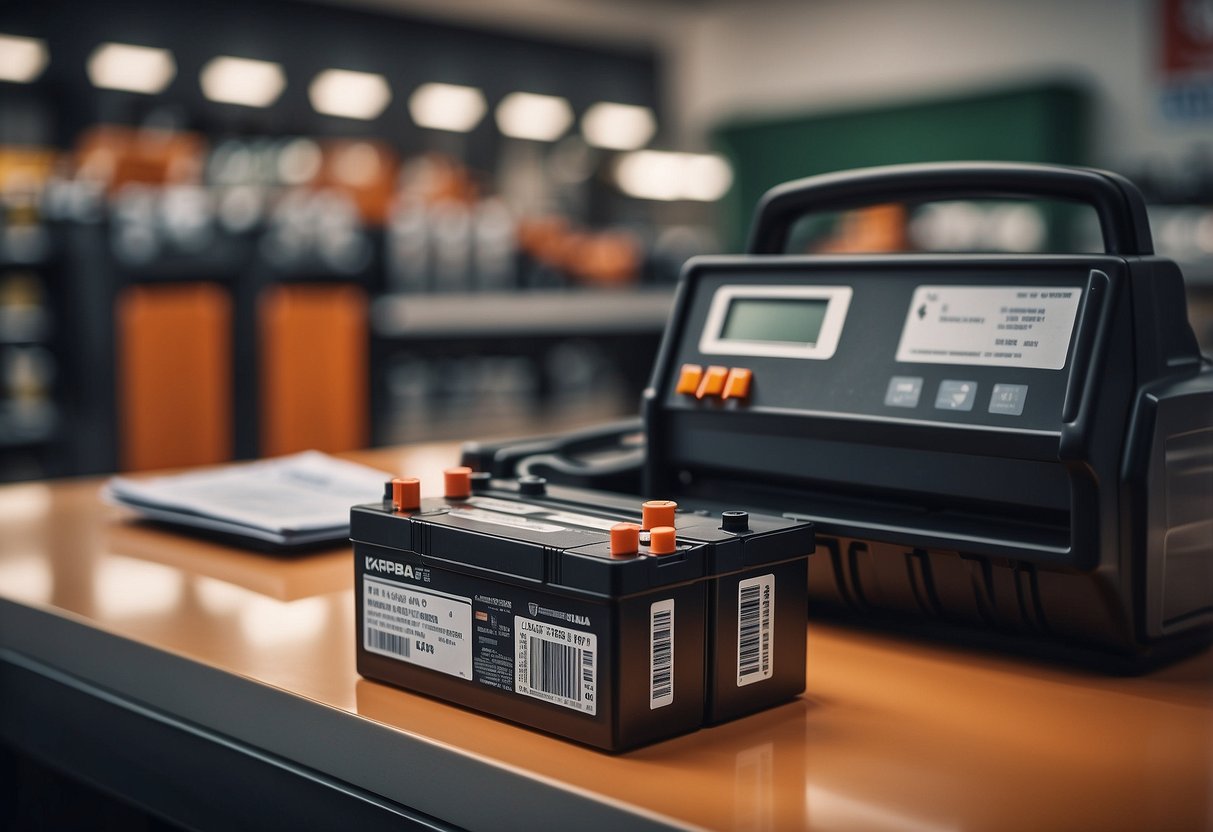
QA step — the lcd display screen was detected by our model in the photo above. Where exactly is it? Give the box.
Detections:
[720,298,829,345]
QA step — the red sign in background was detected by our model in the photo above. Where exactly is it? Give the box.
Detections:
[1161,0,1213,77]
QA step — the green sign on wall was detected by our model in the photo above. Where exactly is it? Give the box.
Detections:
[712,82,1091,250]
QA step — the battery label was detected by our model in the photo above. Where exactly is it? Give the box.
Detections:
[466,496,546,515]
[515,615,597,715]
[540,510,620,532]
[468,496,621,532]
[363,576,473,679]
[650,599,674,709]
[895,285,1083,369]
[447,507,564,533]
[737,574,774,687]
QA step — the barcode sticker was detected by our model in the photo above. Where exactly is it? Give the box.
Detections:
[650,599,674,709]
[363,576,473,679]
[514,615,596,715]
[366,626,410,658]
[737,574,774,686]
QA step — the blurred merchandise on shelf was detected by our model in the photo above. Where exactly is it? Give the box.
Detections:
[76,125,206,194]
[1,0,1211,481]
[116,282,231,471]
[259,282,368,456]
[0,146,59,480]
[379,340,632,445]
[0,0,722,481]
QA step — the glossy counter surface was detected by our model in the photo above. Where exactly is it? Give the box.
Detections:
[1,445,1211,831]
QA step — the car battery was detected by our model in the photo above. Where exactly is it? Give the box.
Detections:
[351,468,812,751]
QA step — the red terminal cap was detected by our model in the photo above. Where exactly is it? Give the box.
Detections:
[391,477,421,511]
[444,466,472,499]
[641,500,677,531]
[649,526,677,555]
[610,523,640,557]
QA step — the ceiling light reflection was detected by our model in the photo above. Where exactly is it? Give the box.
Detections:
[581,102,656,150]
[240,595,330,649]
[87,42,175,94]
[495,92,573,141]
[409,82,487,132]
[200,56,285,108]
[95,557,185,618]
[0,34,49,83]
[309,68,391,120]
[0,556,53,604]
[614,150,733,202]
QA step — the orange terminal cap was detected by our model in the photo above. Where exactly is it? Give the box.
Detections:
[391,477,421,511]
[641,499,677,530]
[610,523,640,557]
[648,526,677,555]
[443,466,472,499]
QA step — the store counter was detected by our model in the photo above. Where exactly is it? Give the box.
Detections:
[1,445,1210,831]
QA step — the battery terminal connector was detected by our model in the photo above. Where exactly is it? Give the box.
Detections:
[391,477,421,512]
[648,526,678,555]
[443,467,473,500]
[610,523,640,557]
[641,499,677,530]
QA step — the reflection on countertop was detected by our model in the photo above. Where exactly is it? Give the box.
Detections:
[1,444,1211,831]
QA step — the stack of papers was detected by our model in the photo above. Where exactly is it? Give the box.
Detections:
[104,451,391,549]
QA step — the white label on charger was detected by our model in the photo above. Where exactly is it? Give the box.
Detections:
[896,286,1083,369]
[363,576,473,679]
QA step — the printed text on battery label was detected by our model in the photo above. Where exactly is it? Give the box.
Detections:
[363,576,473,679]
[514,616,597,715]
[737,574,774,686]
[650,599,674,709]
[895,285,1083,370]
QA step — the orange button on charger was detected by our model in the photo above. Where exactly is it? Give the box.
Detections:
[675,364,703,395]
[722,367,753,401]
[696,365,729,399]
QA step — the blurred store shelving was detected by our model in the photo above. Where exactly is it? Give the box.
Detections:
[0,122,718,481]
[1,0,1210,482]
[0,0,735,481]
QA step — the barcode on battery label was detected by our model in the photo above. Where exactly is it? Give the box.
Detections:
[526,637,587,700]
[737,574,774,686]
[650,599,674,709]
[514,615,596,715]
[366,626,410,659]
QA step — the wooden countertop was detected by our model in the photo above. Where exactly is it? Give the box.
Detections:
[1,444,1210,831]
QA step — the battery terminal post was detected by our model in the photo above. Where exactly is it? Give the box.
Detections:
[641,499,677,530]
[648,526,678,555]
[443,466,473,500]
[391,477,421,512]
[610,523,640,557]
